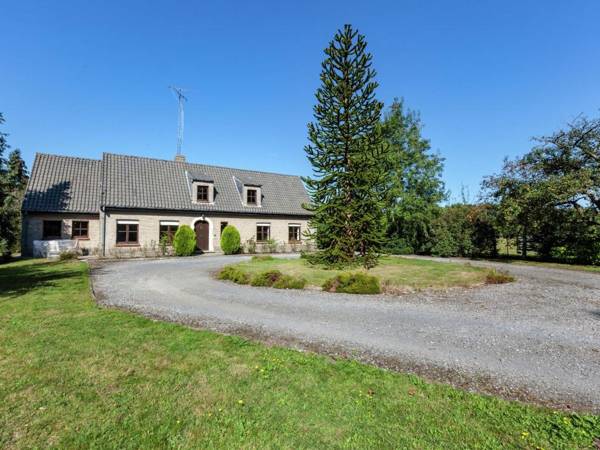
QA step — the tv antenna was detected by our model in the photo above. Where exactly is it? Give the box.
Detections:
[169,86,188,157]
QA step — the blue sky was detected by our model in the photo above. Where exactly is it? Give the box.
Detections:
[2,0,599,202]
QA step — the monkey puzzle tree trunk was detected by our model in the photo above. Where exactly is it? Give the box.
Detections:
[303,24,387,268]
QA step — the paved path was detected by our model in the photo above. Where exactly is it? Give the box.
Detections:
[90,255,600,412]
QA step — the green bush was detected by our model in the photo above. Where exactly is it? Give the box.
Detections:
[173,225,196,256]
[322,272,381,294]
[220,225,241,255]
[250,270,283,287]
[217,266,250,284]
[59,251,77,261]
[272,274,306,289]
[245,238,257,254]
[159,234,170,256]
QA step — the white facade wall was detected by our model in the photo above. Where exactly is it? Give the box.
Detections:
[22,213,101,255]
[101,210,311,257]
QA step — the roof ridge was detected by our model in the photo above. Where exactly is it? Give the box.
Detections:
[102,152,302,178]
[36,152,101,163]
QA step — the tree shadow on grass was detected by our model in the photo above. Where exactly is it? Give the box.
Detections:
[0,261,83,300]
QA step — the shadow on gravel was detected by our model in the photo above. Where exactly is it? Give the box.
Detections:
[589,310,600,320]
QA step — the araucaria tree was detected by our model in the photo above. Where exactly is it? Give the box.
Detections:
[303,24,388,268]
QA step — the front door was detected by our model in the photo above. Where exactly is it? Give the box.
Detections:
[195,220,210,251]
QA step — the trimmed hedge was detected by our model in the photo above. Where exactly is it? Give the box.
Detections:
[322,273,381,294]
[173,225,196,256]
[218,266,250,284]
[220,225,241,255]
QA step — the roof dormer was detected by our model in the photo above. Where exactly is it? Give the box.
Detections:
[234,175,263,207]
[187,171,215,204]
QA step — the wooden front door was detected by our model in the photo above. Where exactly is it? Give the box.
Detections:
[195,220,210,251]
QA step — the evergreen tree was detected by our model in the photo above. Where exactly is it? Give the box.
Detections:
[0,114,29,256]
[303,25,387,268]
[381,99,446,254]
[7,148,28,189]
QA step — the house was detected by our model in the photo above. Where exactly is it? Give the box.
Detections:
[21,152,313,257]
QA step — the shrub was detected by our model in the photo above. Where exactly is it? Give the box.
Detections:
[322,272,381,294]
[173,225,196,256]
[218,266,250,284]
[250,270,283,287]
[220,225,241,255]
[272,274,306,289]
[245,238,257,254]
[485,269,515,284]
[251,255,274,262]
[159,234,170,256]
[59,251,77,261]
[265,238,278,253]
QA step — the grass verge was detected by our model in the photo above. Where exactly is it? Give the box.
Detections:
[1,259,598,448]
[487,257,600,274]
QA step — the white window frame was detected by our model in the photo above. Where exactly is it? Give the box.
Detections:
[193,181,214,204]
[243,186,261,207]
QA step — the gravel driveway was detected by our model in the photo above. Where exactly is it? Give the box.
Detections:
[90,255,600,412]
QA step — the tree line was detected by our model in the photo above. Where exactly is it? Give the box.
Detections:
[304,24,599,267]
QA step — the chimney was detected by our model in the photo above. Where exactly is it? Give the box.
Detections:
[175,154,186,163]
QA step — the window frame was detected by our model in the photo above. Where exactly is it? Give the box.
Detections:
[116,222,139,246]
[159,222,179,245]
[71,220,89,239]
[42,220,62,240]
[256,224,270,242]
[196,185,210,203]
[288,224,301,243]
[246,188,257,205]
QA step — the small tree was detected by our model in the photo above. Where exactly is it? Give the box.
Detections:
[220,225,241,254]
[173,225,196,256]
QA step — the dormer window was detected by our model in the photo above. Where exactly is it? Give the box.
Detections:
[246,188,257,205]
[197,185,209,202]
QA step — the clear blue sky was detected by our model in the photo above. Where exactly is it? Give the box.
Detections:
[2,0,599,201]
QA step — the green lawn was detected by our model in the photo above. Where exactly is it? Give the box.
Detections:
[1,259,599,449]
[227,256,491,292]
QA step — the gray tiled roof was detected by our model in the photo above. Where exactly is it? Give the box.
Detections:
[22,153,102,213]
[23,152,312,217]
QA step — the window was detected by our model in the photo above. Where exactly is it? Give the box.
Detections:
[116,221,139,245]
[159,221,179,244]
[220,221,228,235]
[72,221,89,239]
[43,220,62,239]
[288,225,301,242]
[246,189,257,205]
[256,224,270,242]
[197,185,209,202]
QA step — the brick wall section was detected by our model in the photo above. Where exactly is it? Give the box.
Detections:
[102,210,312,257]
[21,213,101,255]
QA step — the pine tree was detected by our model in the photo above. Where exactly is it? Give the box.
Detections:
[0,114,29,256]
[7,148,28,189]
[303,25,388,268]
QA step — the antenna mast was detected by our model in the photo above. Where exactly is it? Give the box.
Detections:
[169,86,188,158]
